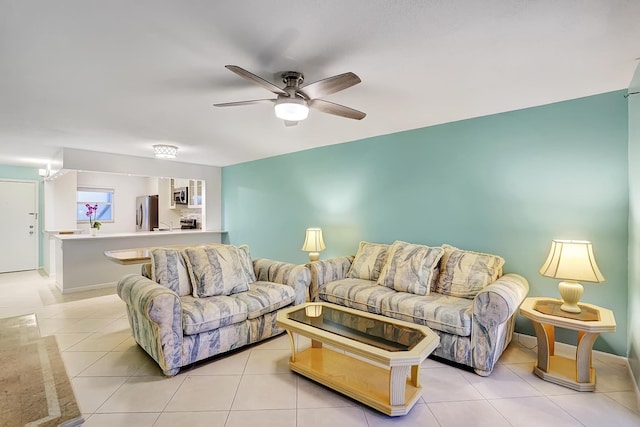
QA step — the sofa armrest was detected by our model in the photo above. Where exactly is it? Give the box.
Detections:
[253,259,311,305]
[307,256,355,301]
[471,273,529,375]
[117,274,183,376]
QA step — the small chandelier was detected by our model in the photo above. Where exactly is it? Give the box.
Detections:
[153,144,178,159]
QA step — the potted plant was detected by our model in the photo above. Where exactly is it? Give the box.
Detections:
[86,204,101,235]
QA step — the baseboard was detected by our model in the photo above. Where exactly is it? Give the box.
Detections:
[57,281,117,294]
[513,332,640,404]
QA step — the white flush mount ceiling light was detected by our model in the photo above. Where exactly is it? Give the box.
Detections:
[153,144,178,159]
[274,96,309,121]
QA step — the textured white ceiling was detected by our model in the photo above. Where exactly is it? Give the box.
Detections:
[1,0,638,168]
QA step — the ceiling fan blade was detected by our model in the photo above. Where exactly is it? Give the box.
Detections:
[299,72,361,99]
[213,99,275,107]
[284,120,298,127]
[309,99,366,120]
[225,65,288,96]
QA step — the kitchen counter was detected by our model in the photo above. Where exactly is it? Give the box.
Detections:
[55,229,224,240]
[51,230,227,293]
[105,242,213,265]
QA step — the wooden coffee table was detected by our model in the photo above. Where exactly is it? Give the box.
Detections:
[276,302,439,416]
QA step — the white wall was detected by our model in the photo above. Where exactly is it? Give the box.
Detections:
[58,148,222,231]
[77,172,153,233]
[46,170,79,231]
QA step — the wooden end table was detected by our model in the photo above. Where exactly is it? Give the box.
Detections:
[519,297,616,391]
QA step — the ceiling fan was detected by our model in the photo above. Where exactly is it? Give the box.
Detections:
[213,65,366,126]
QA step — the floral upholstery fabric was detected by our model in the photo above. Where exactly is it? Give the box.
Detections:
[377,241,444,296]
[180,295,247,335]
[435,244,505,299]
[231,281,296,319]
[237,244,257,283]
[319,278,396,314]
[381,292,473,335]
[180,311,285,368]
[253,259,310,305]
[347,241,389,281]
[310,254,529,376]
[117,256,311,376]
[247,311,284,343]
[183,245,250,297]
[182,322,249,365]
[307,256,354,302]
[150,248,192,296]
[118,274,183,376]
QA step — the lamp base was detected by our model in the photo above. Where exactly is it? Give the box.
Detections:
[308,252,320,262]
[558,280,583,313]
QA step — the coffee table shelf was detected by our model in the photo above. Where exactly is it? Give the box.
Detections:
[291,346,422,415]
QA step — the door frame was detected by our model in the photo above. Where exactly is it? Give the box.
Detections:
[0,178,40,271]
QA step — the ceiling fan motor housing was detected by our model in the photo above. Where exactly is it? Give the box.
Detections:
[282,71,304,89]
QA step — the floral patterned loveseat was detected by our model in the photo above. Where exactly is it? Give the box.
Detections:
[117,244,310,376]
[308,241,529,376]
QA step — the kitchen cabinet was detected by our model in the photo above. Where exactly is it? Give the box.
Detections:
[188,179,203,208]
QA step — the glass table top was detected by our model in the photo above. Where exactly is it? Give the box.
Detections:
[287,304,426,352]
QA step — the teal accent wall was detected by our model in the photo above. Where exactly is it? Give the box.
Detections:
[0,165,44,267]
[627,63,640,386]
[222,90,629,356]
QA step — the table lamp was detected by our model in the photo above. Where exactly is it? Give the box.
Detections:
[539,239,605,313]
[301,227,326,262]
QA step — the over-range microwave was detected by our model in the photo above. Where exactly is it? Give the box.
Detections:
[173,187,188,205]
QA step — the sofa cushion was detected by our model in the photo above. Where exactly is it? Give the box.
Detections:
[183,245,250,297]
[435,244,505,299]
[237,244,257,283]
[230,281,296,319]
[180,295,248,335]
[347,241,390,281]
[381,292,473,336]
[318,278,396,314]
[150,248,192,296]
[377,241,444,296]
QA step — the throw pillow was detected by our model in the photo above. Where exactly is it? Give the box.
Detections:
[182,245,250,297]
[237,244,257,283]
[435,244,505,299]
[150,248,192,296]
[376,241,444,296]
[347,241,390,281]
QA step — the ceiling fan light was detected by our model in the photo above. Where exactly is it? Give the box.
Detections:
[153,144,178,159]
[274,97,309,121]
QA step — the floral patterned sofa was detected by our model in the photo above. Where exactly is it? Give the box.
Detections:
[308,241,529,376]
[117,244,310,376]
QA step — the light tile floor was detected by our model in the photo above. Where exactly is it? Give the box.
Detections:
[1,270,640,426]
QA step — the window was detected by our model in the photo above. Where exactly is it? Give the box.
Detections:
[77,188,114,223]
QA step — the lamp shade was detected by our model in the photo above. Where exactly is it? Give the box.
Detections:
[301,228,326,252]
[539,240,605,283]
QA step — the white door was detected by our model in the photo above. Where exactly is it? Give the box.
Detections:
[0,180,38,272]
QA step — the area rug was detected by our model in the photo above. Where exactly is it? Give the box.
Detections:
[0,314,83,427]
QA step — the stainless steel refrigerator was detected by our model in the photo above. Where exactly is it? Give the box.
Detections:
[135,195,159,231]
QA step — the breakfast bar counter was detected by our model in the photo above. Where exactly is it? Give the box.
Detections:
[52,230,226,293]
[104,242,213,265]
